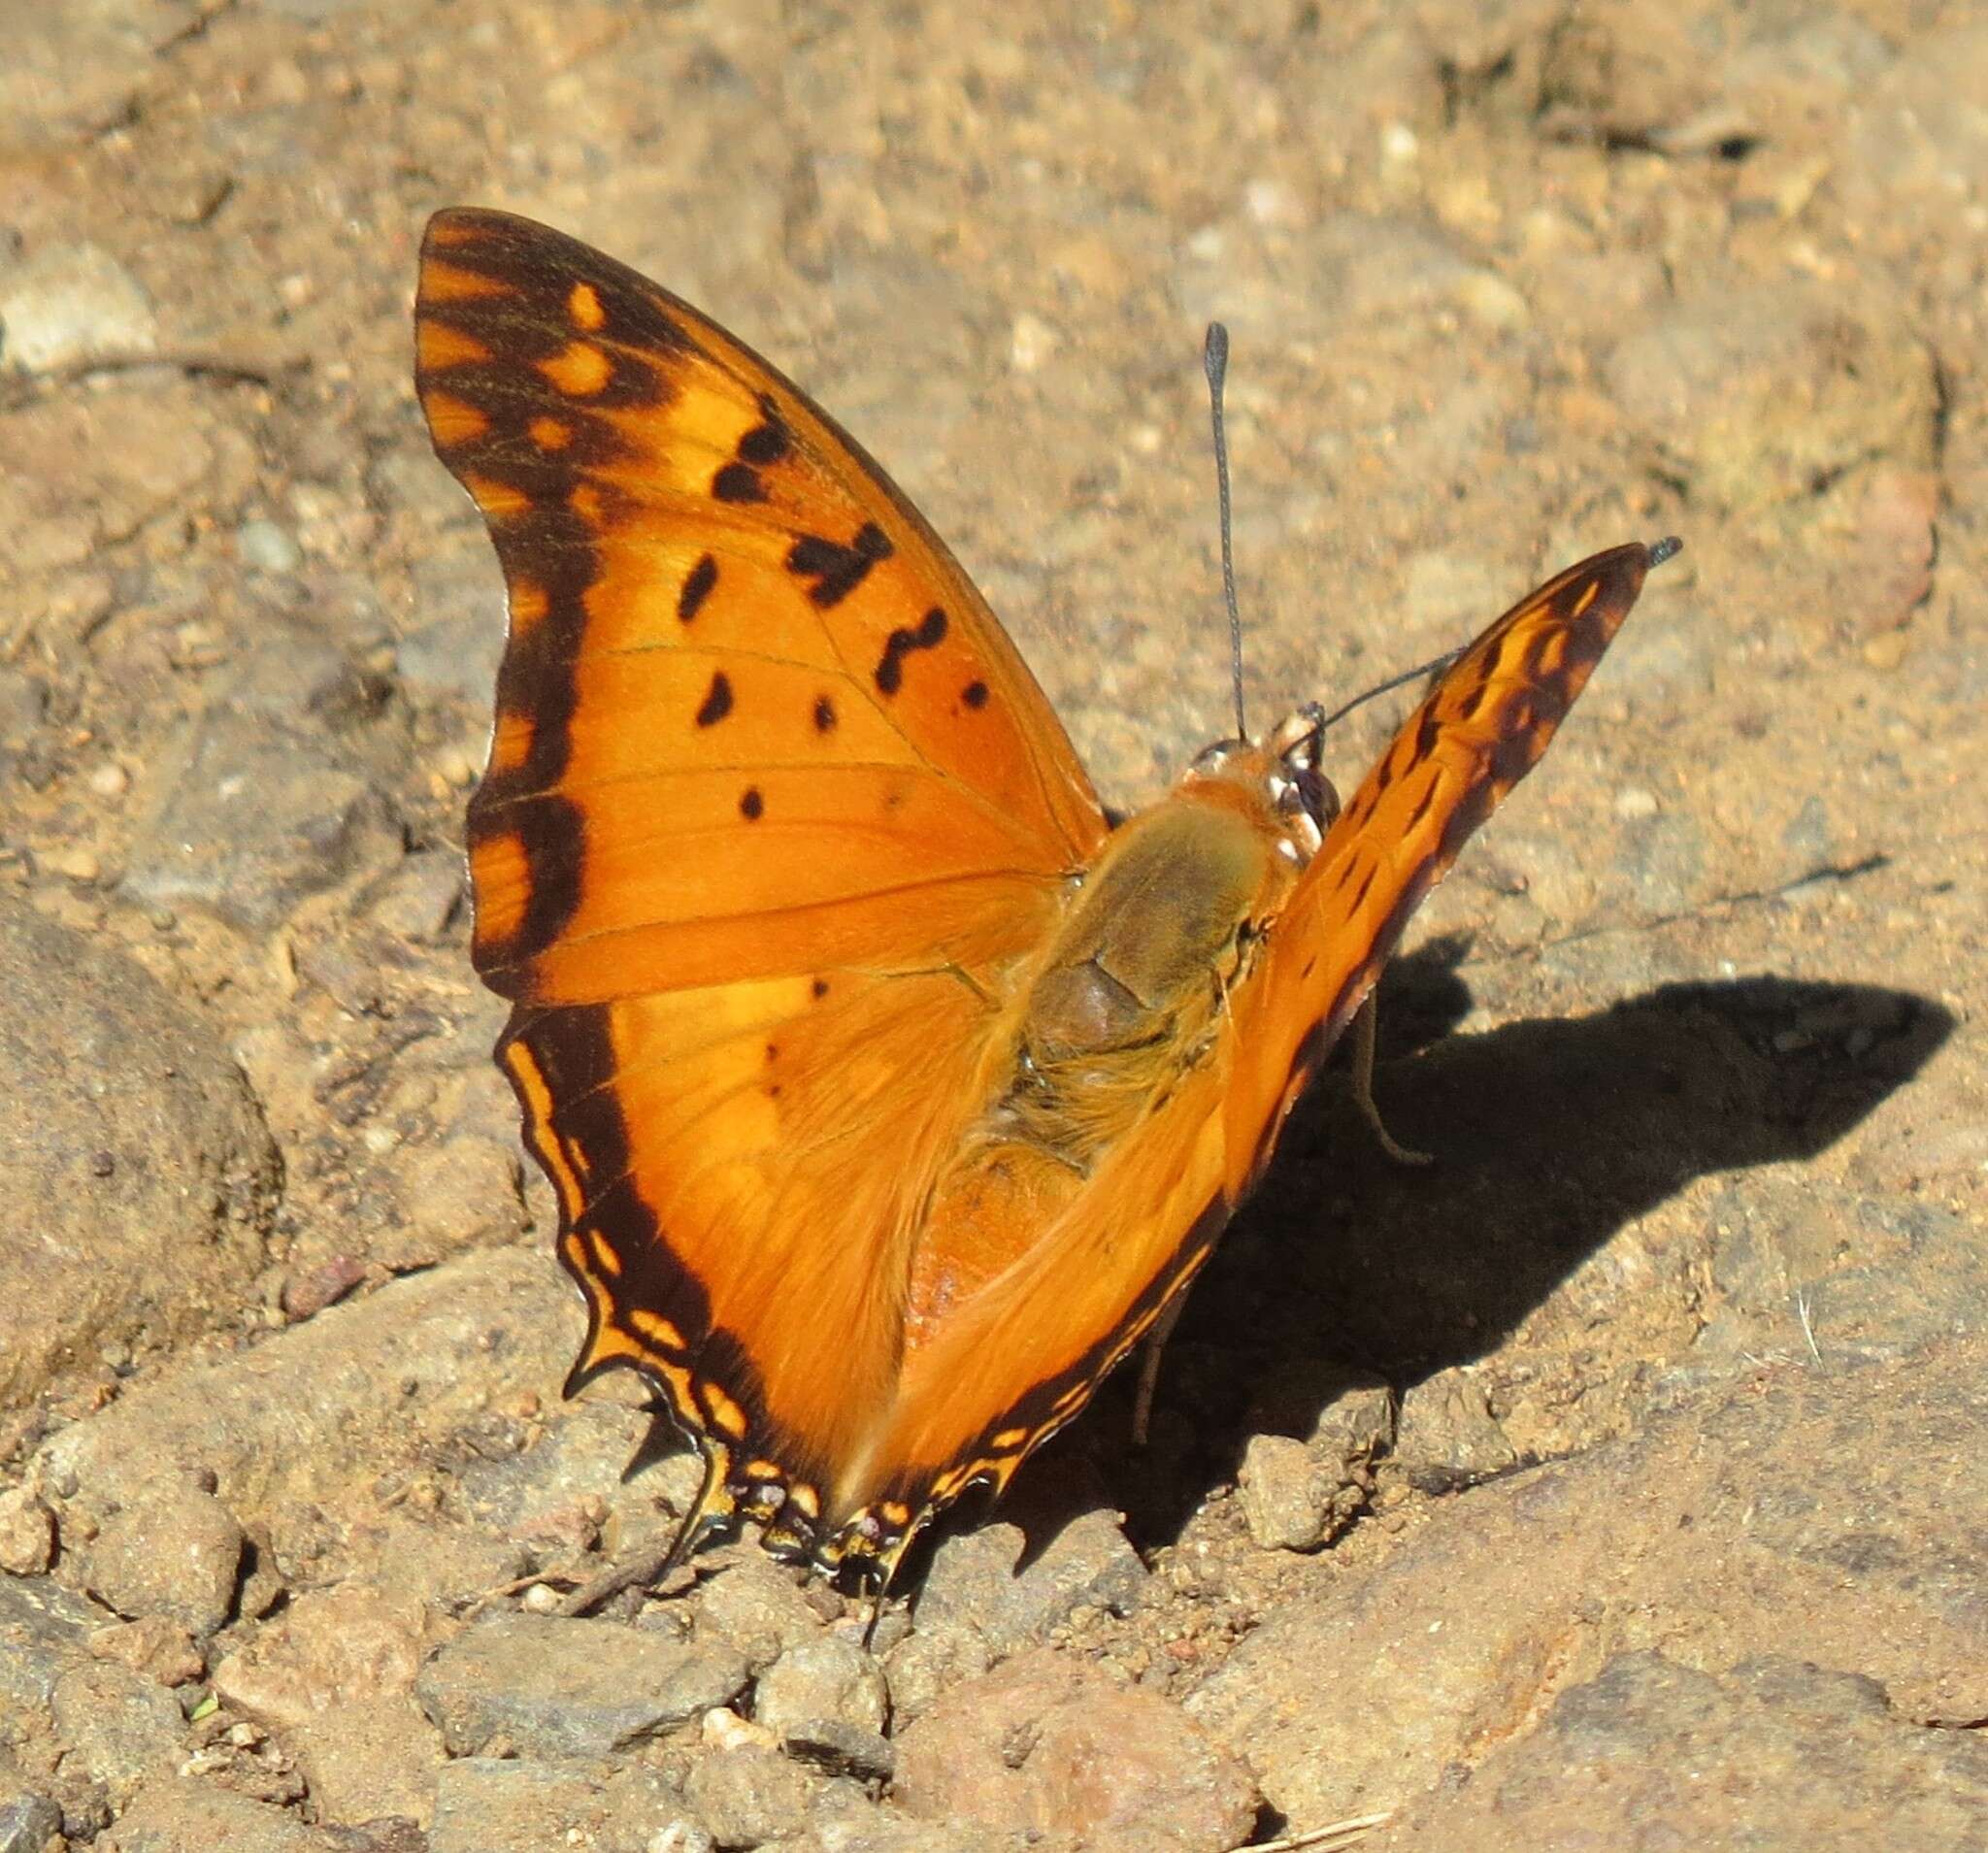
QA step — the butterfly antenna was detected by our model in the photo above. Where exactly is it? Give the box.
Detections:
[1317,647,1466,732]
[1203,322,1247,741]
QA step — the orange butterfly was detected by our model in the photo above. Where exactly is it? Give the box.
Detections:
[414,208,1677,1590]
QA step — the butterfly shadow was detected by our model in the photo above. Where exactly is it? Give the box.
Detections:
[1043,946,1956,1560]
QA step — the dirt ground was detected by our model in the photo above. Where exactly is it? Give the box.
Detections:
[2,2,1984,1849]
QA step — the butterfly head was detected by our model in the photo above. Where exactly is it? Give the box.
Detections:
[1186,702,1339,866]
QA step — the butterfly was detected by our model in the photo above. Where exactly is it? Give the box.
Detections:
[414,207,1677,1591]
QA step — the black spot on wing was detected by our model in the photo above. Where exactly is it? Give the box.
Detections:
[738,396,791,465]
[740,786,765,819]
[812,695,838,733]
[712,462,765,504]
[696,672,734,727]
[679,553,718,622]
[786,521,894,609]
[961,679,989,710]
[875,606,948,696]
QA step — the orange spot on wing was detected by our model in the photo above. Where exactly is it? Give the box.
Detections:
[629,1307,685,1350]
[568,281,607,330]
[417,319,491,372]
[469,827,533,946]
[529,414,575,450]
[419,252,506,295]
[487,709,536,777]
[508,579,549,634]
[420,386,489,445]
[460,471,531,522]
[704,1383,749,1440]
[541,341,613,397]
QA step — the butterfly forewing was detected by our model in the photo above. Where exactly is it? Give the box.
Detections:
[824,546,1670,1563]
[415,208,1108,1005]
[1223,542,1667,1186]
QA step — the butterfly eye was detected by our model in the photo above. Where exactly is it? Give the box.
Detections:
[1189,738,1249,778]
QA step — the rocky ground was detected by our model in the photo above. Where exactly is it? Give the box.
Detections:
[2,2,1984,1849]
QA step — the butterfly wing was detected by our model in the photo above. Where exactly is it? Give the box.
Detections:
[416,208,1107,1005]
[1223,541,1672,1189]
[414,209,1110,1551]
[818,542,1670,1575]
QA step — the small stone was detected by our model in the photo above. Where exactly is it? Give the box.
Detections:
[647,1824,717,1853]
[0,1795,63,1853]
[1862,630,1908,671]
[1392,1368,1519,1486]
[682,1745,821,1850]
[1455,269,1531,332]
[882,1623,990,1727]
[50,1659,186,1802]
[1009,312,1059,373]
[755,1634,889,1743]
[47,846,100,882]
[912,1503,1146,1657]
[210,1579,443,1825]
[703,1705,778,1752]
[429,1759,689,1853]
[895,1651,1255,1853]
[1239,1434,1334,1551]
[415,1612,747,1758]
[0,242,157,377]
[0,1487,55,1574]
[1613,785,1662,820]
[85,760,130,798]
[88,1614,205,1686]
[695,1554,829,1671]
[781,1717,896,1782]
[281,1254,368,1321]
[236,518,303,575]
[83,1488,245,1638]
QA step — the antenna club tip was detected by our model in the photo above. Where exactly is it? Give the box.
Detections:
[1647,535,1684,567]
[1203,321,1229,381]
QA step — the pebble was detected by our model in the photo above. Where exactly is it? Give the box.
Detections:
[0,241,156,376]
[1392,1368,1520,1486]
[0,1486,55,1574]
[0,1796,63,1853]
[414,1611,747,1758]
[695,1554,831,1671]
[83,1487,246,1638]
[894,1651,1256,1853]
[236,517,303,575]
[911,1504,1147,1657]
[755,1634,890,1742]
[682,1744,822,1849]
[87,1615,205,1687]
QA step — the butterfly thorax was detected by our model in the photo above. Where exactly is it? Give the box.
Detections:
[898,718,1333,1354]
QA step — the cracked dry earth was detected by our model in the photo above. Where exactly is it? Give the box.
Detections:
[1,3,1984,1851]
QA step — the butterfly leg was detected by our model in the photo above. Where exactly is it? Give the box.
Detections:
[1348,993,1432,1168]
[556,1443,731,1616]
[1132,1289,1191,1446]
